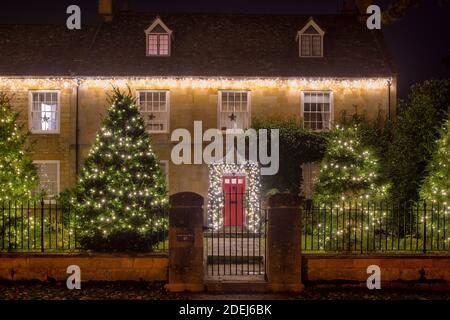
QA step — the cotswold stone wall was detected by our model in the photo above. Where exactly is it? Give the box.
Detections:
[0,253,168,281]
[2,252,449,288]
[303,255,450,288]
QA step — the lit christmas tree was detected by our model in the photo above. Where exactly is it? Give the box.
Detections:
[314,124,389,202]
[0,93,38,201]
[420,112,450,204]
[311,124,390,251]
[419,112,450,249]
[74,88,168,252]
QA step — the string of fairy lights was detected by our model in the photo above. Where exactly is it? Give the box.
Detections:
[0,95,37,202]
[0,76,392,91]
[73,90,168,241]
[309,124,449,250]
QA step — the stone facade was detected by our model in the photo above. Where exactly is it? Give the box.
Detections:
[0,77,397,202]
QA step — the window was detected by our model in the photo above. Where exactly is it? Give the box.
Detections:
[301,162,320,199]
[218,91,250,130]
[29,91,59,133]
[159,160,169,188]
[148,34,170,56]
[145,17,172,57]
[302,91,332,130]
[33,161,60,198]
[296,18,324,57]
[137,91,169,133]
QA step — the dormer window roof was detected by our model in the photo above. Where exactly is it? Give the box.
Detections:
[145,16,173,57]
[296,17,325,57]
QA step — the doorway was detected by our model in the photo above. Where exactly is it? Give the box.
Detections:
[222,175,245,227]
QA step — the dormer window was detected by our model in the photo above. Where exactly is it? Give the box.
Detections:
[145,16,173,57]
[296,18,325,57]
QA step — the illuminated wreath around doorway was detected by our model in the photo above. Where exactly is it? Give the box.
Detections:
[207,161,261,232]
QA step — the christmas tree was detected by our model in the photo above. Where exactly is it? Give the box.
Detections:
[0,92,38,201]
[314,124,389,202]
[311,124,390,251]
[418,110,450,247]
[75,88,168,252]
[420,110,450,204]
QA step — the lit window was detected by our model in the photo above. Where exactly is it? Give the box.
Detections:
[302,91,332,130]
[148,34,170,56]
[145,17,172,57]
[297,18,324,57]
[219,91,250,130]
[33,161,60,198]
[137,91,169,133]
[30,91,59,133]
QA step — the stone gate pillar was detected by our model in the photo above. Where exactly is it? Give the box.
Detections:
[267,193,304,292]
[165,192,204,292]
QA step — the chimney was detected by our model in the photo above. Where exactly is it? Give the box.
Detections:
[341,0,356,14]
[99,0,113,22]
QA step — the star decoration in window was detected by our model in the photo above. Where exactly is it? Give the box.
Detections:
[41,114,50,123]
[228,113,237,122]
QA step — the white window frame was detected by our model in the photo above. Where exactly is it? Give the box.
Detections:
[33,160,60,199]
[136,90,170,133]
[144,17,172,57]
[296,18,325,58]
[28,90,60,134]
[301,91,333,131]
[217,90,251,131]
[159,160,169,189]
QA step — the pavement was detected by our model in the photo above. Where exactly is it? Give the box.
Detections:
[0,281,449,300]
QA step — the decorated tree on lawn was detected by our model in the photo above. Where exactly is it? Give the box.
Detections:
[419,111,450,247]
[420,111,450,204]
[312,124,390,251]
[314,124,389,202]
[0,92,38,201]
[0,92,38,249]
[74,88,168,252]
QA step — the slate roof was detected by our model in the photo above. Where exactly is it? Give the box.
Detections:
[0,12,396,78]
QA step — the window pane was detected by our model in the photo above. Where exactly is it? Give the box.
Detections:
[158,34,169,55]
[312,35,321,56]
[138,91,169,132]
[219,91,249,129]
[31,92,58,132]
[302,91,332,131]
[35,162,58,197]
[148,34,158,55]
[301,35,311,56]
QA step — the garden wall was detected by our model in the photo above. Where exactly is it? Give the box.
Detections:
[302,254,450,288]
[0,253,168,282]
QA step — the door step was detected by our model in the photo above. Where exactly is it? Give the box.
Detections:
[205,280,269,293]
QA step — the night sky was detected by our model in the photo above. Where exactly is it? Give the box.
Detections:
[1,0,449,98]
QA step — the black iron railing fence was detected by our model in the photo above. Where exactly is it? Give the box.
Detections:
[301,201,450,253]
[0,199,168,253]
[1,198,449,254]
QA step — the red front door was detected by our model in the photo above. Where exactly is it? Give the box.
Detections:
[222,176,245,226]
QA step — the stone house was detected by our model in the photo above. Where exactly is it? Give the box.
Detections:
[0,1,396,222]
